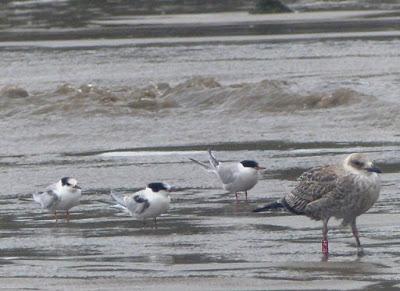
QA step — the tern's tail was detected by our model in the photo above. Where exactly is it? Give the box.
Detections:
[189,149,219,171]
[110,190,127,207]
[32,192,40,203]
[253,200,284,212]
[207,149,219,169]
[189,157,212,170]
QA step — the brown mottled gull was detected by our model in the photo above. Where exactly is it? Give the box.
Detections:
[254,153,382,256]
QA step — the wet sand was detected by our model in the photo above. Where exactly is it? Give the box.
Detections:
[0,277,377,291]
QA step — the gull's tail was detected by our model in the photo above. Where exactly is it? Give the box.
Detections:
[253,200,284,212]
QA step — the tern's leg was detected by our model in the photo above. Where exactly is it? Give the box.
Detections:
[153,217,157,229]
[235,192,238,202]
[53,211,58,223]
[245,191,248,201]
[65,210,70,223]
[322,218,329,257]
[351,219,364,256]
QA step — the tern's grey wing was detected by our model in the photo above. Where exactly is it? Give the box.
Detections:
[216,164,238,185]
[125,193,150,215]
[33,189,59,209]
[133,195,150,214]
[283,165,340,214]
[45,182,58,192]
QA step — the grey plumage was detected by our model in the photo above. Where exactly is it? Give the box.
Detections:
[33,189,60,209]
[110,191,127,207]
[208,149,219,168]
[189,150,264,201]
[132,195,150,214]
[254,153,382,256]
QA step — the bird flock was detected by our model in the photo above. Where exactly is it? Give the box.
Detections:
[32,150,382,258]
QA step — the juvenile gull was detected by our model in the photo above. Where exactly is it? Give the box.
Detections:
[33,177,82,222]
[190,149,265,201]
[254,153,382,256]
[111,182,172,227]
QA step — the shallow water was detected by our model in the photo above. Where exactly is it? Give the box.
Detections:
[1,5,400,291]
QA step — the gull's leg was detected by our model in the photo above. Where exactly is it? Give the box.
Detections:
[351,219,364,256]
[322,218,329,257]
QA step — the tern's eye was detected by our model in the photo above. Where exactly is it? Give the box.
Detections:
[352,160,364,167]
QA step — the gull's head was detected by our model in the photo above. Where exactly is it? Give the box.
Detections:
[343,153,382,175]
[61,177,81,191]
[240,160,265,171]
[147,182,172,193]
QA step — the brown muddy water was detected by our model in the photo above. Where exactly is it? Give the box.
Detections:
[1,4,400,290]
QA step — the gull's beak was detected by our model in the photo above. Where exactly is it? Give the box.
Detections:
[74,185,82,190]
[366,165,382,174]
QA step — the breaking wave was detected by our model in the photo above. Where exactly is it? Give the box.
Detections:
[0,77,375,117]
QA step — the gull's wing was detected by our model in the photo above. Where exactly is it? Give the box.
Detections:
[33,189,59,209]
[283,165,341,215]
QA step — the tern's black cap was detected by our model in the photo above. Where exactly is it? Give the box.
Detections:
[147,182,169,192]
[240,160,259,168]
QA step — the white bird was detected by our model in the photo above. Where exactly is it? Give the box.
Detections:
[189,149,265,201]
[254,153,382,257]
[111,182,172,227]
[33,177,82,222]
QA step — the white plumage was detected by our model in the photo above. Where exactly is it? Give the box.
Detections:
[190,149,265,201]
[33,177,81,222]
[111,182,171,226]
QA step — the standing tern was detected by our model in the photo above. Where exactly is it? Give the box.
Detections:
[254,153,382,257]
[33,177,82,222]
[190,149,265,201]
[111,182,172,227]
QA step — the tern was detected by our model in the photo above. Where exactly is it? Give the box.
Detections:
[190,149,265,201]
[33,177,82,222]
[111,182,172,227]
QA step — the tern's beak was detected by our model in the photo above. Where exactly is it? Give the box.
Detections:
[73,185,82,190]
[366,166,382,174]
[167,186,177,192]
[256,166,266,170]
